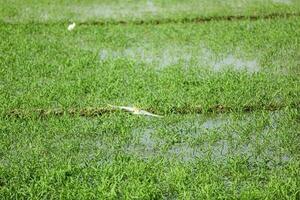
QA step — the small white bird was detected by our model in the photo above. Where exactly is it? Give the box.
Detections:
[108,104,163,118]
[67,22,76,31]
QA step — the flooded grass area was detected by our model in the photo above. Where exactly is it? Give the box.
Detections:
[98,47,260,73]
[1,110,298,198]
[0,0,299,199]
[125,112,293,166]
[1,0,300,23]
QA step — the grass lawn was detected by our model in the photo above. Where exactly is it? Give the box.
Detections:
[0,0,299,199]
[1,0,300,23]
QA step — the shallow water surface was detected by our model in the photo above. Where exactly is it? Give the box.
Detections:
[98,46,260,73]
[124,113,291,166]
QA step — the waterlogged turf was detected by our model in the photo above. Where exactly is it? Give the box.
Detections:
[1,0,300,23]
[0,1,300,199]
[1,18,299,112]
[1,110,299,198]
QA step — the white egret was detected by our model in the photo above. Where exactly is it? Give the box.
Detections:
[67,22,76,31]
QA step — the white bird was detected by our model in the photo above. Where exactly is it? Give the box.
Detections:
[67,22,76,31]
[108,104,163,118]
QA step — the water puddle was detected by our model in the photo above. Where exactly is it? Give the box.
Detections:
[124,113,291,166]
[272,0,291,4]
[202,118,227,129]
[98,46,260,73]
[124,128,163,159]
[168,143,204,162]
[99,47,192,69]
[213,54,259,73]
[71,1,158,20]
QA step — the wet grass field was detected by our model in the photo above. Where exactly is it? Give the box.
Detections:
[1,0,300,199]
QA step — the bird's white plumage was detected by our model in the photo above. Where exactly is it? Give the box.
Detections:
[108,105,162,118]
[67,22,76,31]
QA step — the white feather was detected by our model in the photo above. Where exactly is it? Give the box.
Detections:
[67,22,76,31]
[108,104,163,118]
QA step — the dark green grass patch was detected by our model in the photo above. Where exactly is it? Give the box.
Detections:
[1,0,300,23]
[0,18,299,113]
[0,2,299,199]
[0,109,299,199]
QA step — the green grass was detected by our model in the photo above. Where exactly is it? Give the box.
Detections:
[1,0,300,23]
[0,1,300,199]
[1,110,299,199]
[1,18,299,113]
